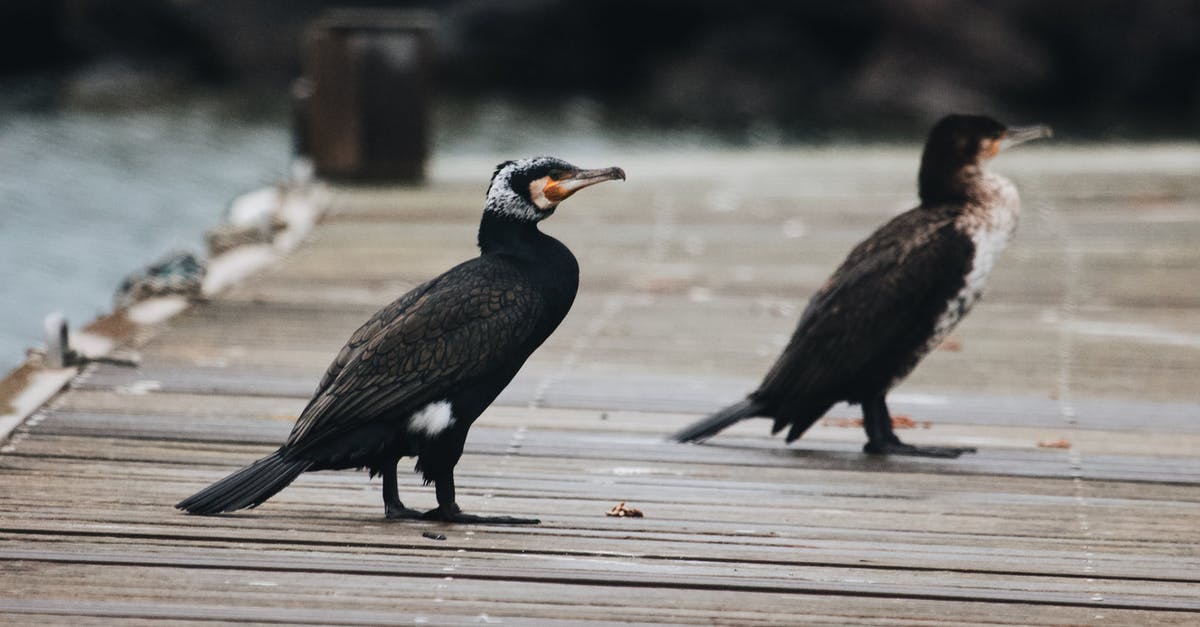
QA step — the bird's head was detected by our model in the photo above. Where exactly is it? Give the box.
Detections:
[919,114,1051,204]
[485,157,626,221]
[922,114,1052,169]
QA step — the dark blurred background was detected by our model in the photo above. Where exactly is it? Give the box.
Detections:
[3,0,1200,139]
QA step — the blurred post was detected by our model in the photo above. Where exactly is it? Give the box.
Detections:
[297,9,435,183]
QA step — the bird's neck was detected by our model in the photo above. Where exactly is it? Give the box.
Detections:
[477,211,579,311]
[477,211,551,258]
[918,161,994,207]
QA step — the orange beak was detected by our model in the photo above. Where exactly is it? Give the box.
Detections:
[544,167,626,203]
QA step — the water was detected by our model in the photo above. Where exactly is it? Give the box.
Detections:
[0,92,290,372]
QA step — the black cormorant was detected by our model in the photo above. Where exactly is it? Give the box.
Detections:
[672,115,1050,457]
[178,157,625,523]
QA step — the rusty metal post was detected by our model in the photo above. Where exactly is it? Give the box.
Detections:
[299,10,434,182]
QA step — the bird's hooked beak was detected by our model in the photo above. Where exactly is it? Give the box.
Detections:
[999,125,1053,151]
[543,167,626,203]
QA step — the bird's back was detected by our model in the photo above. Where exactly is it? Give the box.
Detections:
[755,206,975,411]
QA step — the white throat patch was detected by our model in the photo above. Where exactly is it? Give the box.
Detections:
[528,176,556,211]
[408,400,455,437]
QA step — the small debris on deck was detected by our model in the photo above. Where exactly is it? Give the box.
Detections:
[605,502,644,518]
[938,337,963,351]
[822,415,929,429]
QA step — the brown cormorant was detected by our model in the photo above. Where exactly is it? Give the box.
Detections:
[672,115,1050,457]
[178,157,625,523]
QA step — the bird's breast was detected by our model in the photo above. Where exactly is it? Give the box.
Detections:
[922,176,1021,357]
[961,174,1020,302]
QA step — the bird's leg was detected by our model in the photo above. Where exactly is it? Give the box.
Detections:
[382,461,423,520]
[861,395,976,458]
[421,472,540,525]
[861,395,901,450]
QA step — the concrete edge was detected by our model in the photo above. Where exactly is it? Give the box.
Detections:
[0,179,331,445]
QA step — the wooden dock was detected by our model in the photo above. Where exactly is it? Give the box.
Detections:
[2,147,1199,624]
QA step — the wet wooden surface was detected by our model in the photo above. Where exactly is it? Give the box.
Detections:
[3,147,1200,624]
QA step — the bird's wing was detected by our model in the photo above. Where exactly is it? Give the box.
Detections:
[284,258,543,452]
[312,280,437,396]
[757,209,973,397]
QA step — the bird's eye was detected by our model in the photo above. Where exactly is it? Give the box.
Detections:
[547,169,566,180]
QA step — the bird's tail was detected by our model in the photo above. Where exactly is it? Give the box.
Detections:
[176,450,311,515]
[671,397,767,443]
[772,399,835,443]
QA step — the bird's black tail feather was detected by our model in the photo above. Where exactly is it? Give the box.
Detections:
[773,400,835,443]
[176,451,311,515]
[671,397,767,443]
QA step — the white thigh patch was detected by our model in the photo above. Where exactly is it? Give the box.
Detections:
[408,401,455,436]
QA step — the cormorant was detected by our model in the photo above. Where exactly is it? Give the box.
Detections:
[178,157,625,523]
[672,115,1050,457]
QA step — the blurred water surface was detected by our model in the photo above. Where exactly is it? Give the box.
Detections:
[1,90,772,372]
[0,93,289,371]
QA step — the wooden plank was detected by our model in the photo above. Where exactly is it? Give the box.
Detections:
[4,545,1199,613]
[15,406,1200,485]
[5,572,1185,626]
[68,362,1200,434]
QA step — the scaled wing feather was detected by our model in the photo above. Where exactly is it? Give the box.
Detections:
[284,259,543,453]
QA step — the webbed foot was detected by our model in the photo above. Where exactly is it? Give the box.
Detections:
[864,440,977,458]
[421,504,540,525]
[385,503,425,520]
